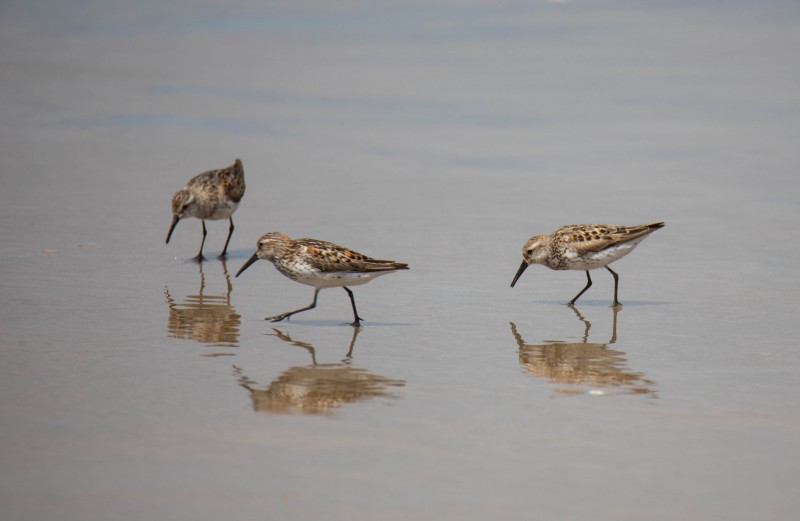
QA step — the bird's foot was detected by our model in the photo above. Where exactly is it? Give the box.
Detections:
[349,316,365,327]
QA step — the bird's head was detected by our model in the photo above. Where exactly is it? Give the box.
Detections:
[166,189,195,244]
[510,235,548,287]
[236,232,293,277]
[170,189,194,218]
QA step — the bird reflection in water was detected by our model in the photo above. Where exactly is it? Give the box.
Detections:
[510,306,656,396]
[234,327,405,416]
[164,260,241,351]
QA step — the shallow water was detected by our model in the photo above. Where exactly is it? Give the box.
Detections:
[2,2,800,520]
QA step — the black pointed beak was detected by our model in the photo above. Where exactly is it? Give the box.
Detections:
[236,253,259,278]
[166,215,180,244]
[510,260,529,288]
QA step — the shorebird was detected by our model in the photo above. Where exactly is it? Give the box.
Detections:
[510,222,664,306]
[236,232,409,326]
[166,158,245,262]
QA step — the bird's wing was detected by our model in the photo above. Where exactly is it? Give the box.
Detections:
[555,224,618,256]
[300,239,408,273]
[558,223,663,256]
[185,169,218,191]
[221,160,245,203]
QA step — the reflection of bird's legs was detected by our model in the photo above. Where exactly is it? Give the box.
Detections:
[343,326,361,361]
[268,328,318,365]
[232,365,256,392]
[609,305,618,345]
[267,289,320,323]
[221,259,232,302]
[568,270,592,305]
[164,287,175,309]
[569,301,619,345]
[269,326,359,364]
[509,321,525,349]
[567,304,591,343]
[197,258,206,296]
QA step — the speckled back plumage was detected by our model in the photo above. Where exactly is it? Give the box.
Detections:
[184,158,245,204]
[547,222,663,269]
[236,231,409,325]
[296,238,409,273]
[246,232,408,288]
[512,222,664,303]
[166,158,246,261]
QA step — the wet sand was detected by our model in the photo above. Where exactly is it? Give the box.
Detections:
[2,3,800,520]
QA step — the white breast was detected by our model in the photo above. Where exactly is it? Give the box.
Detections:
[295,270,396,289]
[566,237,646,270]
[206,200,239,220]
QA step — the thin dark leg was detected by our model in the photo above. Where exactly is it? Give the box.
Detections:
[343,287,364,327]
[193,220,208,263]
[606,266,621,307]
[568,271,592,305]
[219,217,234,259]
[266,289,319,322]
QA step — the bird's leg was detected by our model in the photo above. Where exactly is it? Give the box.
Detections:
[193,220,208,263]
[219,217,234,259]
[568,270,592,305]
[266,289,319,322]
[606,266,621,307]
[343,287,364,327]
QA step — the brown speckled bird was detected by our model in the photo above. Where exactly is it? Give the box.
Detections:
[511,222,664,306]
[166,158,245,262]
[236,232,409,326]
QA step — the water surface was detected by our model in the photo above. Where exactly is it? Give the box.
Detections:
[1,2,799,520]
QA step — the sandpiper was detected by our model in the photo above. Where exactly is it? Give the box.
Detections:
[236,232,409,326]
[510,222,664,306]
[166,158,245,262]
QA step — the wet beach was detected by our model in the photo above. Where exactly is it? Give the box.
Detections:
[2,3,800,520]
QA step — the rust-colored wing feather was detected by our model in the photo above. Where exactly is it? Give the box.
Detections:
[556,222,664,256]
[300,239,409,273]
